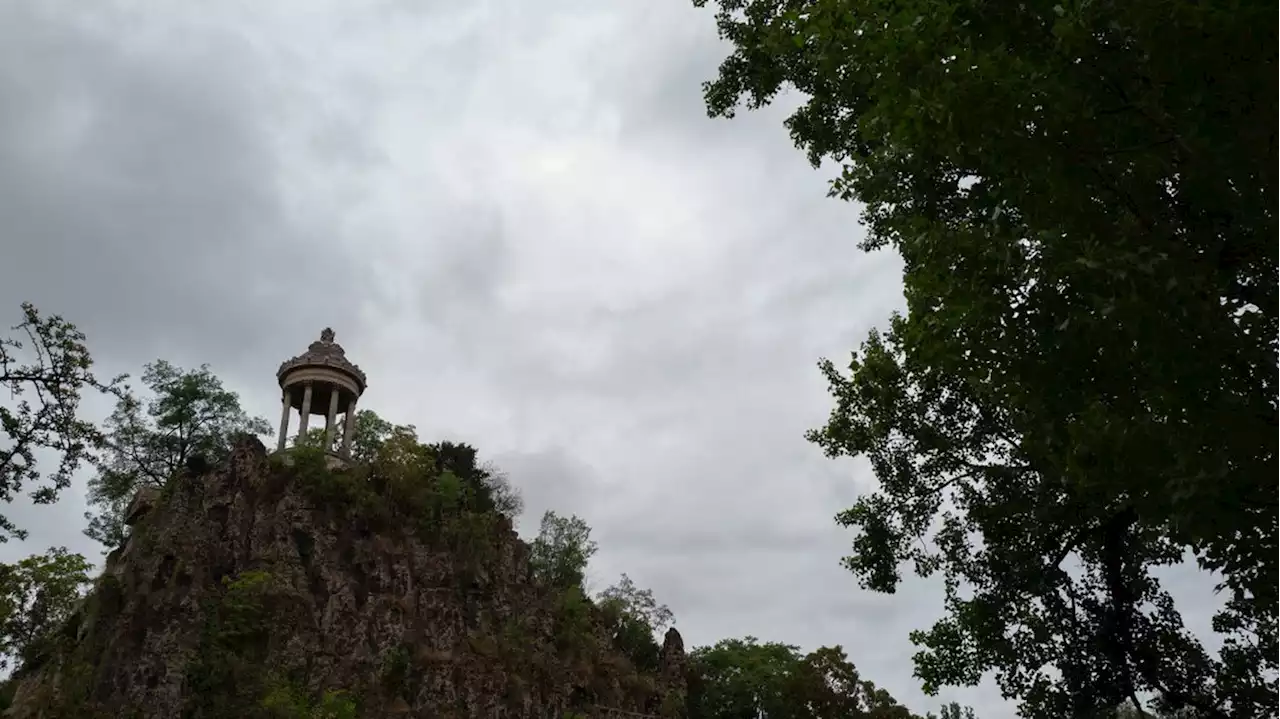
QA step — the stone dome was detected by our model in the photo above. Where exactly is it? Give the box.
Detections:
[276,327,367,396]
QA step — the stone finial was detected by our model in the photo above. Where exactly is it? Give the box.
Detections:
[658,626,689,717]
[660,627,685,658]
[277,329,367,393]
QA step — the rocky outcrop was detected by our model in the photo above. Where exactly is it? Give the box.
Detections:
[652,629,689,717]
[6,438,685,719]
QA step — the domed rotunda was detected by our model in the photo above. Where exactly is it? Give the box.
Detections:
[273,328,367,465]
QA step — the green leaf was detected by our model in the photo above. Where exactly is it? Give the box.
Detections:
[695,0,1277,713]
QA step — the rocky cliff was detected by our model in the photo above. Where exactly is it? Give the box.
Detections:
[5,438,686,719]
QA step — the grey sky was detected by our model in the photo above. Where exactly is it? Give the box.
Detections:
[0,2,1225,716]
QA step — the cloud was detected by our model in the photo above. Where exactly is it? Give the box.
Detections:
[0,2,1226,717]
[0,2,386,376]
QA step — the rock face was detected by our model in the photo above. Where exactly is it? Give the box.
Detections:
[6,439,686,719]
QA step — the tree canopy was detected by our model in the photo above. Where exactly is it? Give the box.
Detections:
[0,547,92,673]
[599,573,675,636]
[597,573,676,673]
[340,418,525,525]
[304,409,525,517]
[0,303,123,542]
[529,510,598,591]
[300,409,418,465]
[694,0,1276,715]
[84,360,270,548]
[688,636,926,719]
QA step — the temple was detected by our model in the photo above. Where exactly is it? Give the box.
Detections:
[274,328,367,464]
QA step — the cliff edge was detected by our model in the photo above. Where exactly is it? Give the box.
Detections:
[6,438,686,719]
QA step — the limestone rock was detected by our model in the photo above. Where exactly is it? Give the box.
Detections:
[5,438,684,719]
[122,486,161,527]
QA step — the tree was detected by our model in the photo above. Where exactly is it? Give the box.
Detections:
[695,0,1276,715]
[347,416,524,521]
[690,637,799,719]
[529,511,597,590]
[688,637,925,719]
[0,547,92,672]
[309,411,522,519]
[298,409,416,457]
[298,426,339,453]
[599,573,675,635]
[84,360,270,548]
[477,461,524,521]
[0,303,123,542]
[597,574,675,672]
[1110,700,1204,719]
[344,409,411,464]
[426,441,523,520]
[925,704,975,719]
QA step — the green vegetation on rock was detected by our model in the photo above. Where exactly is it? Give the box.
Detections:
[286,437,512,556]
[84,359,270,548]
[260,682,359,719]
[180,568,361,718]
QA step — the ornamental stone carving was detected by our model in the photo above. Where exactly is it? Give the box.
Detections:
[276,327,367,395]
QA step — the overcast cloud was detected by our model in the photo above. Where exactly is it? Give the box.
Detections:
[0,2,1224,716]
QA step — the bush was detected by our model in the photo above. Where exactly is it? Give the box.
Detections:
[552,586,597,656]
[183,570,282,717]
[292,436,511,569]
[260,678,358,719]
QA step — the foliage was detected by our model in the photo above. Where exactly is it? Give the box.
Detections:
[297,407,413,460]
[343,409,410,464]
[551,584,597,656]
[260,680,359,719]
[696,0,1277,715]
[529,511,597,591]
[925,703,975,719]
[301,412,524,521]
[428,440,523,520]
[598,573,675,635]
[598,574,674,672]
[289,428,519,562]
[20,573,129,715]
[183,569,284,717]
[0,547,92,672]
[1110,700,1205,719]
[0,303,124,541]
[84,360,270,548]
[177,568,361,718]
[477,460,524,521]
[0,678,14,713]
[285,434,535,699]
[689,637,923,719]
[297,427,339,453]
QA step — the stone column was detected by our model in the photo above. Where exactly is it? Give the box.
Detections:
[298,382,314,439]
[323,388,340,452]
[276,388,291,452]
[341,397,358,458]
